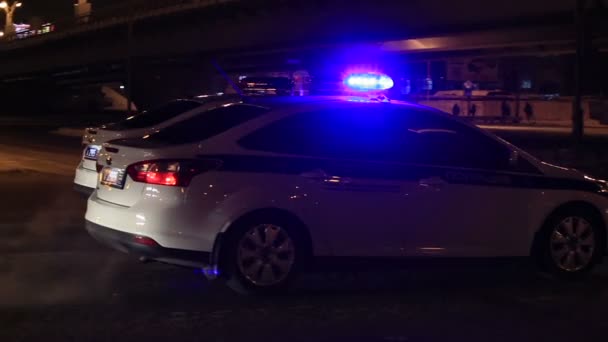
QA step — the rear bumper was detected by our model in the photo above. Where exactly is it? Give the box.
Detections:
[73,184,94,197]
[85,220,211,268]
[74,164,98,190]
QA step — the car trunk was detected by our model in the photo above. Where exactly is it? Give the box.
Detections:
[95,141,199,207]
[82,129,140,171]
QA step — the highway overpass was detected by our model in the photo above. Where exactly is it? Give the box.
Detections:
[0,0,605,112]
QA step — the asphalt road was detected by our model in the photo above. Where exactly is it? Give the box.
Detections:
[3,124,608,342]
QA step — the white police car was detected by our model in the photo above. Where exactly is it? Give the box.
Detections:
[85,74,608,294]
[74,95,235,195]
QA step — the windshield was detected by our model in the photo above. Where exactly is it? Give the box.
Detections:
[104,100,202,131]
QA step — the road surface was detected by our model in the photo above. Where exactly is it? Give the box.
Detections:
[3,124,608,341]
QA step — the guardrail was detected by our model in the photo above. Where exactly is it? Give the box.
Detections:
[0,0,236,48]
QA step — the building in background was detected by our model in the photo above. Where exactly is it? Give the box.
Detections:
[12,22,54,39]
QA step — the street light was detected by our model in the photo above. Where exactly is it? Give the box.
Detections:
[0,1,21,9]
[0,1,23,36]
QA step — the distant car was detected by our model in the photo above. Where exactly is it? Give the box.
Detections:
[240,77,293,96]
[74,95,236,195]
[85,95,608,294]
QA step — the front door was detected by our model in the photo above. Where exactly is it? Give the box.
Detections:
[397,119,535,257]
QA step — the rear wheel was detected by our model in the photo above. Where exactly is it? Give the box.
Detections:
[223,218,301,295]
[536,208,605,277]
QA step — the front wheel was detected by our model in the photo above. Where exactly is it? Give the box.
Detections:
[223,220,299,295]
[536,208,605,277]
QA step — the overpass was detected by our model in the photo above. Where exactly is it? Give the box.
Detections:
[0,0,605,112]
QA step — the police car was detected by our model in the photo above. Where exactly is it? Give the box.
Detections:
[85,73,608,294]
[74,95,235,194]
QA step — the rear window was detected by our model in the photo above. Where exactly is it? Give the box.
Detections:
[105,100,202,130]
[146,104,268,145]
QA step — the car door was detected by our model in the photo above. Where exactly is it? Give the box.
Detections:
[298,157,423,257]
[238,105,424,257]
[399,113,536,257]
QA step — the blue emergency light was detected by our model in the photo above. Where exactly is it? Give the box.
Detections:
[344,73,394,91]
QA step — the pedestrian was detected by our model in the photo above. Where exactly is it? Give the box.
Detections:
[524,102,535,123]
[501,100,511,117]
[468,103,477,117]
[452,103,461,116]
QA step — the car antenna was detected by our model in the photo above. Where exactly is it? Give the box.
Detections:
[211,59,245,98]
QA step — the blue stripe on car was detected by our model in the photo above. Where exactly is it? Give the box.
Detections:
[198,154,599,193]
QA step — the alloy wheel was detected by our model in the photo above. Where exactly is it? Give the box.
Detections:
[550,216,595,272]
[237,224,295,286]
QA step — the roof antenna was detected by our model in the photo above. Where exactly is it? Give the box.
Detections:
[211,59,244,97]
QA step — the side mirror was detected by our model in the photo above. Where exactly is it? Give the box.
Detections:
[509,150,519,167]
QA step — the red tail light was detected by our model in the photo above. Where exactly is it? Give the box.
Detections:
[126,159,221,187]
[133,235,159,246]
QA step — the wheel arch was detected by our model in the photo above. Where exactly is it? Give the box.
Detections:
[531,200,607,258]
[210,207,314,269]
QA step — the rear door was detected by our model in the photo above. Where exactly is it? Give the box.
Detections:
[239,105,424,257]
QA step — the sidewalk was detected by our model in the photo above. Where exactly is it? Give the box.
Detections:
[479,124,608,137]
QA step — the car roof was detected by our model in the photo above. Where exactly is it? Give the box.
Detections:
[240,95,440,113]
[235,96,488,137]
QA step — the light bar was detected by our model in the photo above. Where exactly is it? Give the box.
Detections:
[345,73,394,91]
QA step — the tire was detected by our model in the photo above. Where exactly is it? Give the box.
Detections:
[535,207,605,278]
[222,215,303,295]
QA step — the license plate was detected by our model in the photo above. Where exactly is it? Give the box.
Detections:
[84,146,100,160]
[100,167,126,189]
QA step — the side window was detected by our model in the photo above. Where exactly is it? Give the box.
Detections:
[239,105,513,171]
[238,106,403,160]
[401,111,511,170]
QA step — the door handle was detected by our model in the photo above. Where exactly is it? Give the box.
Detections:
[418,176,446,189]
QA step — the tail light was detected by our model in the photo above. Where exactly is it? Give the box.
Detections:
[133,235,159,246]
[126,159,221,187]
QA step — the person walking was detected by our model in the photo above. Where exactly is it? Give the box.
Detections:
[524,102,535,123]
[452,103,461,116]
[468,103,477,117]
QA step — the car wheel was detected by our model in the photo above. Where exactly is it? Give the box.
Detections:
[536,208,605,278]
[223,219,300,295]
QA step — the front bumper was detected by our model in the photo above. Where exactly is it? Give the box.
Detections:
[85,220,211,269]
